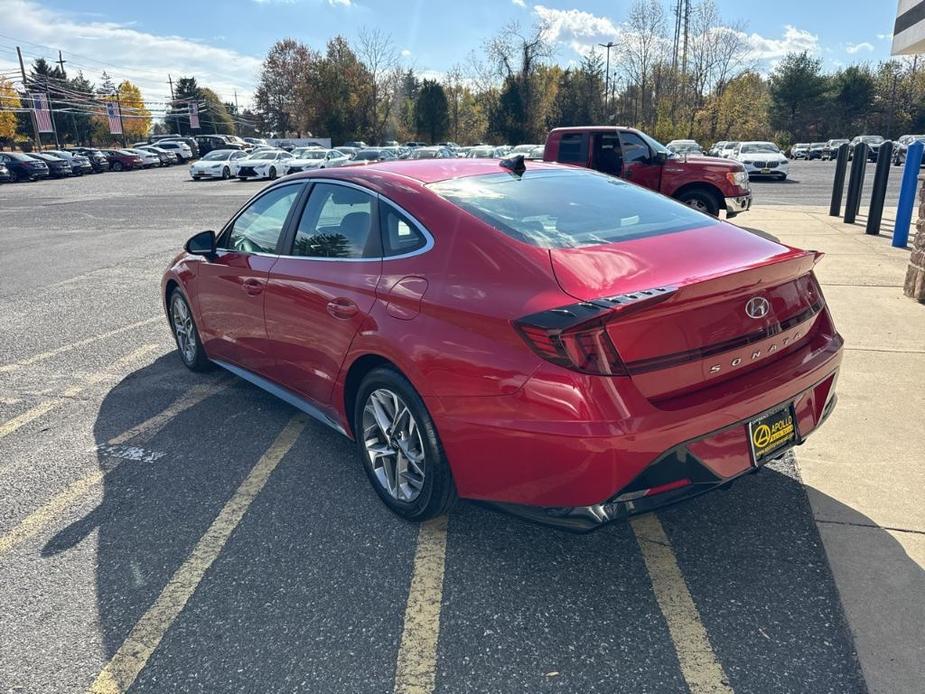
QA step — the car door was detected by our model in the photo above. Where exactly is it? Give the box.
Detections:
[194,182,305,376]
[617,131,663,192]
[263,181,382,406]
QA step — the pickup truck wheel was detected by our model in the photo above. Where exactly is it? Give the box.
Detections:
[677,189,720,217]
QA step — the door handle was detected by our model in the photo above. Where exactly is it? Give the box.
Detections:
[242,278,264,296]
[326,298,359,320]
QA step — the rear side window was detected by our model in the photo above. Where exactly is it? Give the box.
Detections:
[379,201,428,257]
[291,183,378,258]
[555,133,588,164]
[429,170,712,248]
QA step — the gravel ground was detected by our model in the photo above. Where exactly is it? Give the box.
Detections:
[0,165,867,693]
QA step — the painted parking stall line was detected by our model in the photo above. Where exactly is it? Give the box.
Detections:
[631,514,734,694]
[87,414,307,694]
[0,379,229,558]
[0,344,160,441]
[393,516,449,694]
[0,317,161,373]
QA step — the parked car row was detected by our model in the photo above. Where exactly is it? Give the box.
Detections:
[0,134,209,183]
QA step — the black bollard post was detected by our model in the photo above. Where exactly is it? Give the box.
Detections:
[844,143,868,224]
[829,142,850,217]
[866,141,893,235]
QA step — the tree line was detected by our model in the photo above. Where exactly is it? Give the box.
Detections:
[252,0,925,147]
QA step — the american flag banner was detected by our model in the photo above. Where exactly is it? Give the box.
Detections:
[188,102,200,130]
[32,93,53,132]
[106,102,123,135]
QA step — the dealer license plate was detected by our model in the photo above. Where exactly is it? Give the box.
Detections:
[748,404,797,465]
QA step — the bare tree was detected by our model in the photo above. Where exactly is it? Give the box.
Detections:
[358,27,399,143]
[619,0,668,128]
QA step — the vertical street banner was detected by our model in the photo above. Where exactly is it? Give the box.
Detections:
[32,93,53,133]
[189,102,200,130]
[106,102,123,135]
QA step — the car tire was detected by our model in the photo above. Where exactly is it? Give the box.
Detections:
[268,166,277,180]
[778,173,788,181]
[112,161,123,172]
[354,367,457,522]
[191,176,200,181]
[222,166,230,179]
[169,290,211,372]
[676,188,720,216]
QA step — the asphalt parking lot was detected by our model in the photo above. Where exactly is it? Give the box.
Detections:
[747,159,904,210]
[0,165,869,693]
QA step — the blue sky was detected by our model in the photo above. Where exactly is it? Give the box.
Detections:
[0,0,902,109]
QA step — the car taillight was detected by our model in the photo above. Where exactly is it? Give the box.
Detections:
[514,286,677,376]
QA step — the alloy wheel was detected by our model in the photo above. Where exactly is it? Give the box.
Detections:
[171,295,197,364]
[362,388,426,502]
[686,198,708,213]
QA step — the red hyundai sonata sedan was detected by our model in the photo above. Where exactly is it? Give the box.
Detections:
[162,158,843,530]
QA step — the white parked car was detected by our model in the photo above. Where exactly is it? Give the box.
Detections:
[719,141,739,158]
[732,141,789,180]
[154,140,194,161]
[125,148,160,168]
[231,150,292,180]
[190,149,248,180]
[282,148,350,174]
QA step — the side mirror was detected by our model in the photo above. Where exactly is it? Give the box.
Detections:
[185,230,216,257]
[654,151,669,165]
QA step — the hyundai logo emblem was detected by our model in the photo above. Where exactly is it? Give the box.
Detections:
[745,296,770,319]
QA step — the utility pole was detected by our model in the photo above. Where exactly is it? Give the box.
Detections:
[56,50,79,146]
[16,46,41,151]
[234,89,240,136]
[114,89,126,147]
[599,41,616,120]
[168,74,182,135]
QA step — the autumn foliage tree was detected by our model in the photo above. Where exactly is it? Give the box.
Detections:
[0,78,21,146]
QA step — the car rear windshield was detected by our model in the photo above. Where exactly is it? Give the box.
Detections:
[429,170,713,248]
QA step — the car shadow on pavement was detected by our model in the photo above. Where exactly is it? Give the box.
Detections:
[39,355,922,693]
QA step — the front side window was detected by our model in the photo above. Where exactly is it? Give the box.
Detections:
[291,183,377,258]
[380,201,428,257]
[620,132,653,165]
[430,170,712,248]
[221,184,302,253]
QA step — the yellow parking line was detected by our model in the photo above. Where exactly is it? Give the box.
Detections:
[0,344,160,441]
[0,317,161,373]
[0,379,228,558]
[630,514,734,694]
[393,516,449,694]
[87,414,306,694]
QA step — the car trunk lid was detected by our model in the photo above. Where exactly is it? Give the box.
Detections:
[548,223,824,399]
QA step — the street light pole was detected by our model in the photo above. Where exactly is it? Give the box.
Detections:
[599,41,616,120]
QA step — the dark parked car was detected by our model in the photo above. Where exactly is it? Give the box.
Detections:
[0,152,49,181]
[100,149,144,171]
[29,152,72,177]
[820,139,849,160]
[892,135,925,166]
[0,161,11,183]
[46,150,94,175]
[68,147,109,172]
[849,135,885,161]
[195,135,243,155]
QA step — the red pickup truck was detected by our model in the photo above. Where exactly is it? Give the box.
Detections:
[543,126,752,218]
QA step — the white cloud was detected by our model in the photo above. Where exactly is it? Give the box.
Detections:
[743,25,819,61]
[512,0,526,7]
[533,5,620,54]
[846,41,874,54]
[328,0,351,5]
[401,48,412,57]
[876,33,891,40]
[0,0,261,108]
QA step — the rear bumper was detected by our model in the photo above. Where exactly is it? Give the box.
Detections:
[430,327,843,514]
